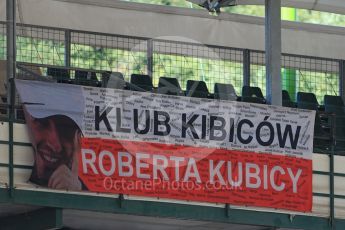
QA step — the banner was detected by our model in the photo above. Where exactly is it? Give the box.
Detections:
[16,79,315,212]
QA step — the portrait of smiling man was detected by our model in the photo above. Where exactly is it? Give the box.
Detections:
[26,113,82,190]
[16,79,85,191]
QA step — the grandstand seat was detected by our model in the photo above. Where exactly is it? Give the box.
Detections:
[101,71,111,87]
[0,96,5,116]
[297,92,319,110]
[106,72,126,90]
[0,60,7,104]
[324,95,345,110]
[75,70,101,87]
[47,67,71,84]
[16,64,55,82]
[21,64,42,77]
[297,92,332,152]
[130,74,153,92]
[324,95,345,153]
[241,86,266,104]
[186,80,209,98]
[214,83,237,101]
[282,90,296,108]
[157,77,184,96]
[15,106,25,120]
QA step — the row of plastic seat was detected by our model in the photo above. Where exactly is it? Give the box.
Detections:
[47,67,263,101]
[45,67,280,104]
[47,67,102,87]
[105,72,216,98]
[294,91,345,153]
[46,68,341,110]
[105,72,266,102]
[45,68,342,111]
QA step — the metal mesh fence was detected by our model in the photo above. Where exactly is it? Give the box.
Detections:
[71,31,148,81]
[282,55,339,104]
[16,25,65,66]
[153,40,244,94]
[0,22,6,60]
[0,22,6,117]
[250,51,340,104]
[0,22,342,104]
[250,51,266,96]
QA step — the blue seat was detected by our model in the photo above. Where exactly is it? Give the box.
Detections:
[282,90,296,108]
[157,77,184,96]
[297,92,331,152]
[47,67,70,83]
[297,92,319,110]
[186,80,209,98]
[75,70,100,87]
[105,72,126,90]
[241,86,266,104]
[214,83,237,101]
[130,74,153,92]
[324,95,345,154]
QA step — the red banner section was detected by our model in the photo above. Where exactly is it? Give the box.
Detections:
[80,138,312,212]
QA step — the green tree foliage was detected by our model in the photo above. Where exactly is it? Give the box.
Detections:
[124,0,345,26]
[16,36,64,65]
[70,44,147,79]
[153,53,243,93]
[0,35,5,59]
[296,9,345,26]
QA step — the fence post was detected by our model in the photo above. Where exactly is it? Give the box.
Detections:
[330,142,335,229]
[6,0,16,199]
[65,29,71,68]
[243,49,250,86]
[329,114,336,229]
[147,39,153,78]
[340,60,345,102]
[265,0,282,106]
